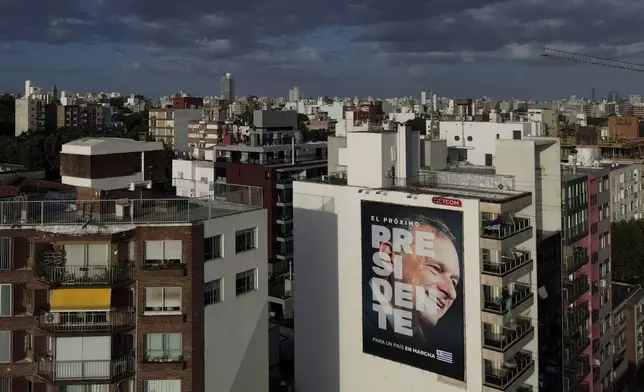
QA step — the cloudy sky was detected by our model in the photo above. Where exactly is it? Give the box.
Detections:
[2,0,644,98]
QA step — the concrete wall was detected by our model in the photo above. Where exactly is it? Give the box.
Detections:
[439,122,532,166]
[203,208,269,392]
[293,182,484,392]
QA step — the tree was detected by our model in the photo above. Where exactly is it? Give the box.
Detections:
[611,220,644,285]
[0,94,15,137]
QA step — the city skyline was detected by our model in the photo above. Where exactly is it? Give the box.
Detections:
[2,0,644,98]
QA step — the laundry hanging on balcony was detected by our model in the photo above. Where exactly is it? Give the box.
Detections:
[484,216,503,231]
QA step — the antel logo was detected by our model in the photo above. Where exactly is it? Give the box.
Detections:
[432,197,462,208]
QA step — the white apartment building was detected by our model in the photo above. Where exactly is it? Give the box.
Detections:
[172,156,215,198]
[148,108,202,151]
[14,80,54,136]
[203,206,269,392]
[293,124,561,392]
[437,121,540,166]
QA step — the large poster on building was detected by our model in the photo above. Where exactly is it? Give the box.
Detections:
[361,200,465,381]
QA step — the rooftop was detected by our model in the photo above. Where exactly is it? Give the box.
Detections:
[309,169,530,203]
[0,177,74,198]
[612,282,644,311]
[0,192,262,232]
[62,138,164,156]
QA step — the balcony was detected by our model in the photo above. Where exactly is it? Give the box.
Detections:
[277,228,293,241]
[563,302,590,335]
[35,263,134,287]
[482,284,534,325]
[276,190,293,207]
[37,355,134,383]
[564,354,591,391]
[140,260,186,277]
[481,250,533,287]
[573,382,589,392]
[564,331,590,366]
[564,274,589,305]
[564,247,589,275]
[483,316,535,362]
[276,178,293,189]
[277,244,294,260]
[483,350,535,391]
[37,310,135,335]
[480,217,532,251]
[140,349,185,371]
[614,353,628,379]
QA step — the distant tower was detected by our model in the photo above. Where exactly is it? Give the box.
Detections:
[52,81,58,104]
[220,73,235,102]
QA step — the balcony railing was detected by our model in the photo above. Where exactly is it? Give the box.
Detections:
[564,354,591,391]
[517,385,533,392]
[37,310,135,334]
[564,302,590,334]
[35,263,134,286]
[482,251,532,276]
[564,249,589,275]
[484,350,534,389]
[481,217,531,240]
[37,355,134,381]
[564,332,590,366]
[0,196,261,227]
[483,284,532,314]
[564,274,589,304]
[484,316,534,351]
[143,349,183,363]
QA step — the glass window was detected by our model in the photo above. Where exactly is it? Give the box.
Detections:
[0,285,11,317]
[205,279,222,305]
[236,269,256,296]
[204,235,222,260]
[235,229,256,253]
[144,287,181,313]
[144,333,182,361]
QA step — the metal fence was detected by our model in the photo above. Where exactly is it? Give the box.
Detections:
[38,310,135,333]
[0,188,262,227]
[38,355,134,380]
[36,263,134,286]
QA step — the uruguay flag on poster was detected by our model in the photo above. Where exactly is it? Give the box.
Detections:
[484,216,503,231]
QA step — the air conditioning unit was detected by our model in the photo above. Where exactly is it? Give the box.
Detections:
[43,312,59,324]
[600,279,607,288]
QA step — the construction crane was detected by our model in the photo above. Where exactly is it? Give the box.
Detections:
[541,47,644,73]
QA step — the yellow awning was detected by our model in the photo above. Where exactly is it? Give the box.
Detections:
[50,288,112,312]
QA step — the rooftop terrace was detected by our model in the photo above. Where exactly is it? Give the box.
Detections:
[0,184,262,231]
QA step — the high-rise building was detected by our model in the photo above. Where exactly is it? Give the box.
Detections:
[293,122,562,392]
[220,73,235,102]
[0,137,269,392]
[209,110,327,319]
[611,282,644,392]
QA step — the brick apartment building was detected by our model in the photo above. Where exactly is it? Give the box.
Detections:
[0,138,269,392]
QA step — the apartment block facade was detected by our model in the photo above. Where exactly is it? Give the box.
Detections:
[294,124,563,392]
[0,137,269,392]
[612,282,644,392]
[561,167,613,392]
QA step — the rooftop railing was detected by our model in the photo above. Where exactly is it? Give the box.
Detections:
[0,190,262,228]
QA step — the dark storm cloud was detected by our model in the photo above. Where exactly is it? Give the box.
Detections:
[1,0,643,74]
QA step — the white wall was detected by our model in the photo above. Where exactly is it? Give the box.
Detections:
[172,160,214,198]
[439,122,532,166]
[203,208,269,392]
[293,182,483,392]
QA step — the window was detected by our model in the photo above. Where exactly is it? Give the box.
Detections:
[204,235,222,260]
[144,287,181,314]
[591,223,597,234]
[236,269,257,296]
[0,285,11,317]
[0,377,9,392]
[235,228,256,253]
[145,240,182,264]
[144,333,182,361]
[200,176,208,184]
[61,386,109,392]
[145,380,181,392]
[512,130,521,139]
[63,243,110,266]
[0,331,9,363]
[0,238,11,270]
[205,279,222,305]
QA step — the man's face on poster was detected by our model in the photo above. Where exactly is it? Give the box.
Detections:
[380,224,460,327]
